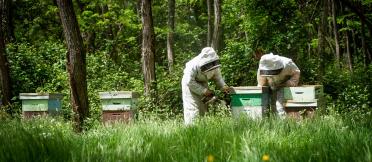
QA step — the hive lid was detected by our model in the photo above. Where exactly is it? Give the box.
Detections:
[19,93,64,100]
[298,85,323,87]
[231,86,269,94]
[99,91,139,99]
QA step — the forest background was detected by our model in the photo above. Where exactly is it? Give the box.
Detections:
[0,0,371,130]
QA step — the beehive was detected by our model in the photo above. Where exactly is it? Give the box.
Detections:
[230,86,269,119]
[283,85,323,102]
[99,91,139,123]
[282,85,324,119]
[19,93,63,118]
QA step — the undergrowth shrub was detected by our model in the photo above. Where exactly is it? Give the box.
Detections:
[324,65,372,127]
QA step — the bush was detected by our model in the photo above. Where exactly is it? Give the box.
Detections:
[323,65,372,127]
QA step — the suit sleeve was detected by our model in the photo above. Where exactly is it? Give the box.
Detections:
[212,68,227,90]
[284,61,300,87]
[183,65,208,96]
[257,69,268,87]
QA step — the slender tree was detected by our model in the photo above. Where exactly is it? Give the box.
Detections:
[331,0,340,68]
[141,0,156,95]
[207,0,213,46]
[317,0,328,78]
[361,20,368,66]
[211,0,221,51]
[345,31,353,72]
[167,0,175,72]
[57,0,89,132]
[0,0,12,107]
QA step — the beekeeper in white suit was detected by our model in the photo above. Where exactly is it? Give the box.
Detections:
[257,53,300,117]
[182,47,230,125]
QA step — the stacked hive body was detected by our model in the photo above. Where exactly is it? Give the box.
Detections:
[99,91,139,123]
[20,93,63,118]
[230,86,269,119]
[283,85,324,119]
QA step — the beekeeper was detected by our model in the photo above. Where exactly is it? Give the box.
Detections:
[257,53,300,117]
[182,47,230,125]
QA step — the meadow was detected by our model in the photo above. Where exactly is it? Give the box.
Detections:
[0,114,371,162]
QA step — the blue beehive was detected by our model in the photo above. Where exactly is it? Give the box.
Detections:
[19,93,63,118]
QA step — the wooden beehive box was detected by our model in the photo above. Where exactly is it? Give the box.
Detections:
[283,85,323,102]
[230,86,269,119]
[99,91,139,123]
[19,93,63,118]
[282,85,324,119]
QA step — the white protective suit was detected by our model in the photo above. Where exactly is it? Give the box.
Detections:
[257,53,300,117]
[182,47,227,125]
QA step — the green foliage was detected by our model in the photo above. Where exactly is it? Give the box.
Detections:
[6,41,71,117]
[6,41,67,94]
[12,0,61,42]
[220,41,257,86]
[85,50,143,125]
[229,0,305,55]
[332,66,372,127]
[137,65,184,120]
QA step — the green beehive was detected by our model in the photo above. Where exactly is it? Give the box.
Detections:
[99,91,139,123]
[19,93,63,118]
[230,86,269,119]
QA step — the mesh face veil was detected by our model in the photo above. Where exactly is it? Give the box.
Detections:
[204,68,217,79]
[198,47,220,72]
[259,53,284,76]
[200,60,220,72]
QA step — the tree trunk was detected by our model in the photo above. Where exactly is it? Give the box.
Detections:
[351,29,357,58]
[207,0,213,46]
[331,0,340,68]
[57,0,89,132]
[141,0,156,95]
[211,0,221,51]
[167,0,175,72]
[345,31,352,72]
[361,20,369,66]
[0,0,12,107]
[317,0,328,78]
[1,0,14,42]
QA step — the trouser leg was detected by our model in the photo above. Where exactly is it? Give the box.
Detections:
[269,88,286,118]
[269,89,276,116]
[198,102,208,116]
[275,88,286,117]
[183,95,207,125]
[184,108,197,125]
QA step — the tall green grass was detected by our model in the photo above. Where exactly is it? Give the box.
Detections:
[0,115,371,162]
